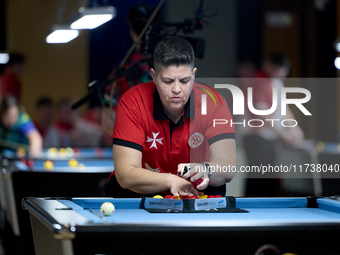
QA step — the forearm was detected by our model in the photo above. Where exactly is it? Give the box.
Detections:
[205,139,237,187]
[115,167,175,194]
[27,131,43,157]
[205,159,236,186]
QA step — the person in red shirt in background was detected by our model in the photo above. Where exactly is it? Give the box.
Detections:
[82,106,113,147]
[0,53,26,102]
[53,98,103,147]
[243,53,304,197]
[33,97,60,148]
[101,5,164,136]
[33,97,54,138]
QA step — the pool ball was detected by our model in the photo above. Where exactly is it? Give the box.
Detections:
[68,159,79,167]
[95,148,104,157]
[164,195,173,199]
[199,195,208,199]
[207,195,215,198]
[180,165,203,189]
[16,147,26,158]
[44,160,54,170]
[73,148,81,157]
[65,147,74,157]
[189,196,199,199]
[100,202,115,216]
[191,177,204,189]
[153,195,163,199]
[59,148,67,158]
[47,147,58,158]
[26,159,34,167]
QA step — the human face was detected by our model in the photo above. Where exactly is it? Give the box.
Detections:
[151,65,197,118]
[1,106,19,130]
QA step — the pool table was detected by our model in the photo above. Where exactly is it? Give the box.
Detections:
[0,157,114,255]
[0,147,113,160]
[23,197,340,255]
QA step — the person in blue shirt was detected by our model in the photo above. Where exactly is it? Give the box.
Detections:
[0,96,42,156]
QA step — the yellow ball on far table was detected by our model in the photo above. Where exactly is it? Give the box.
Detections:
[68,159,79,167]
[59,148,67,158]
[44,160,54,170]
[47,147,58,158]
[16,147,26,158]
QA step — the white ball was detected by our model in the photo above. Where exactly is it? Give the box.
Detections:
[100,202,115,216]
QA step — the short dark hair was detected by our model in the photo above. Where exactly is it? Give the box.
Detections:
[36,97,53,108]
[153,37,195,72]
[0,96,19,116]
[7,52,25,67]
[268,52,291,70]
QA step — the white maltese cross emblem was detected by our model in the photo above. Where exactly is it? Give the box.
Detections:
[146,132,164,149]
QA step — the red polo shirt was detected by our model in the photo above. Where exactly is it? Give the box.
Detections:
[0,70,21,102]
[111,81,235,179]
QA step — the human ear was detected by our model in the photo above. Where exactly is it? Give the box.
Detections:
[150,68,157,83]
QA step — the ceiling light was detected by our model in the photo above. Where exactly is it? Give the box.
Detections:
[334,57,340,70]
[70,6,116,29]
[46,25,79,44]
[0,53,9,64]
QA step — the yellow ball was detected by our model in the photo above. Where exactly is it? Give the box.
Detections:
[44,160,54,170]
[16,147,26,158]
[100,202,115,216]
[68,159,79,167]
[47,147,58,158]
[59,148,67,158]
[153,195,163,199]
[199,195,208,199]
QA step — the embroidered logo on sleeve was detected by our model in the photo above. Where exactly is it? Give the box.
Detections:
[146,132,163,149]
[188,132,204,148]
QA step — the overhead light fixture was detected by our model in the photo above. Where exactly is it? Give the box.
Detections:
[0,53,9,64]
[46,25,79,44]
[335,57,340,70]
[70,6,116,29]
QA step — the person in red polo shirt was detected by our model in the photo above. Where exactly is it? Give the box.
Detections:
[0,53,26,103]
[106,37,236,198]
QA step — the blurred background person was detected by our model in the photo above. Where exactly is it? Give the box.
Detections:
[0,96,42,156]
[236,58,257,80]
[54,98,102,147]
[0,52,26,103]
[33,97,59,148]
[82,106,112,147]
[101,4,164,136]
[243,53,305,197]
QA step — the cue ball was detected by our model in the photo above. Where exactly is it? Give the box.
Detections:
[100,202,115,216]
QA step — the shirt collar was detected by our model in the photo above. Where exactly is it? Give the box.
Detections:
[153,87,195,120]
